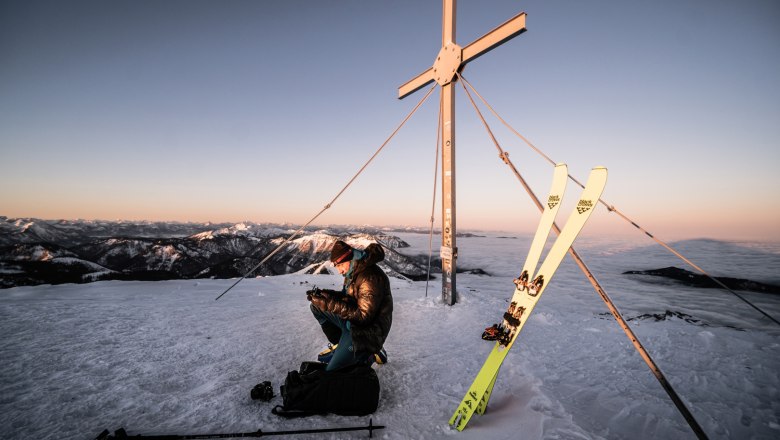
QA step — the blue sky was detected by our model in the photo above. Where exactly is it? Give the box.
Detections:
[1,0,778,240]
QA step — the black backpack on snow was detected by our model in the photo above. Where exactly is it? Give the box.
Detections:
[272,361,380,418]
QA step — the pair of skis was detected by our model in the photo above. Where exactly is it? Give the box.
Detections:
[449,164,608,431]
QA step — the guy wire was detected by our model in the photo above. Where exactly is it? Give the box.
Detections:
[215,84,436,300]
[458,73,778,326]
[425,94,443,298]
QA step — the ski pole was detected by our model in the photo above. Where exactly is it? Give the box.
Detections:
[100,418,385,439]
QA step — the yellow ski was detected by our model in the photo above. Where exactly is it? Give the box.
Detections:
[449,166,607,431]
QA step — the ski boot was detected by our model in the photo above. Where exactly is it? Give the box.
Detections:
[317,343,338,364]
[374,347,388,365]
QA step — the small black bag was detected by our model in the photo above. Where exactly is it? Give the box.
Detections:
[273,361,380,418]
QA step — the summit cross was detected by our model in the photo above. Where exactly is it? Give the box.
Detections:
[398,0,527,305]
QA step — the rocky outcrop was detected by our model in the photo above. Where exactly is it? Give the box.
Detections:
[623,266,780,294]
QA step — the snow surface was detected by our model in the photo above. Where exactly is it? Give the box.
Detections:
[1,233,779,440]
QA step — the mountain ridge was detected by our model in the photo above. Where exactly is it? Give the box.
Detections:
[0,217,456,288]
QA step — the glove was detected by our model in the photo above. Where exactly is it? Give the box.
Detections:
[310,293,327,310]
[307,287,335,303]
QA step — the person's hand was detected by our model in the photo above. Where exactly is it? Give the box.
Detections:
[306,287,330,300]
[310,294,326,309]
[307,287,335,308]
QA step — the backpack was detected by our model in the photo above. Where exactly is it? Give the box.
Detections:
[272,362,380,418]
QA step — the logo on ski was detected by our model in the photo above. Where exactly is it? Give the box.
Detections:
[547,194,561,210]
[576,199,594,214]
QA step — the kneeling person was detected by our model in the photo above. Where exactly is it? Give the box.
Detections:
[308,240,392,371]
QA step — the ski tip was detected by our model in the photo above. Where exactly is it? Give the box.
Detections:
[592,165,607,171]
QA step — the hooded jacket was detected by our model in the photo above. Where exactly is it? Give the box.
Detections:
[316,242,393,354]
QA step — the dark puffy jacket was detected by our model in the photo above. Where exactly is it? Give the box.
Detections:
[318,243,393,353]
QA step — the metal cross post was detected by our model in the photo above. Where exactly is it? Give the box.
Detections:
[398,0,527,305]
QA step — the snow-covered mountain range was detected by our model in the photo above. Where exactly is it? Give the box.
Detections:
[0,217,474,288]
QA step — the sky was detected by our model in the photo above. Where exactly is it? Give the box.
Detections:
[1,0,779,241]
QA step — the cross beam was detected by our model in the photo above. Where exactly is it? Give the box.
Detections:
[398,1,526,305]
[398,10,527,99]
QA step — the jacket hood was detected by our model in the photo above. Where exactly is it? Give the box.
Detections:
[347,242,384,283]
[362,242,385,266]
